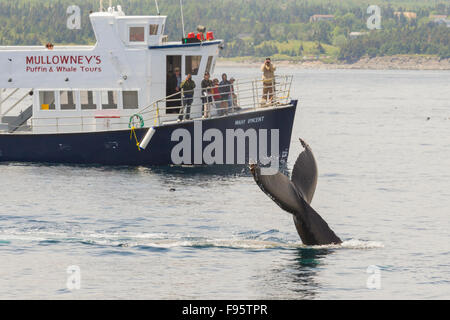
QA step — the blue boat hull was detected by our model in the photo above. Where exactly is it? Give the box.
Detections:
[0,102,297,166]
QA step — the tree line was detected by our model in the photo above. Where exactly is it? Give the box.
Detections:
[0,0,449,60]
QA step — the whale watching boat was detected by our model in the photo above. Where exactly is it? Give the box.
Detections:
[0,4,297,166]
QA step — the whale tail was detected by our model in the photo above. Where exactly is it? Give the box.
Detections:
[291,196,342,245]
[250,139,342,245]
[291,138,318,203]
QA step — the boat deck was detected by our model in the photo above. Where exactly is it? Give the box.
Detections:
[0,75,293,134]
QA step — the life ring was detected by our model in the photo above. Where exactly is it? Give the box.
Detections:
[128,113,144,128]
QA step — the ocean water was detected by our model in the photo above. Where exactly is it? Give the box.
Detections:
[0,68,449,299]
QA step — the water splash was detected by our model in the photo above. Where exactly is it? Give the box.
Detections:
[306,239,384,250]
[0,229,383,251]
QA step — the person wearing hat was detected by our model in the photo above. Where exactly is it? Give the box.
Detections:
[261,58,276,103]
[201,72,213,117]
[179,73,196,121]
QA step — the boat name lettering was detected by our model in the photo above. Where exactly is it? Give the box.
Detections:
[25,55,103,73]
[25,55,102,65]
[234,116,265,126]
[25,66,102,73]
[247,116,264,124]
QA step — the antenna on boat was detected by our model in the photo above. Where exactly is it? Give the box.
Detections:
[155,0,160,15]
[180,0,186,38]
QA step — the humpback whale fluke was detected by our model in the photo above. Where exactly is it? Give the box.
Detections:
[250,139,342,246]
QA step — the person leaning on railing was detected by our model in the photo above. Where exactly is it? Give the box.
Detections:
[229,77,240,111]
[261,57,276,104]
[179,73,196,121]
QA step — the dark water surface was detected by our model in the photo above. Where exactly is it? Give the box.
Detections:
[0,68,449,299]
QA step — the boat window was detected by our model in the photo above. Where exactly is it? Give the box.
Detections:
[210,57,217,74]
[123,91,139,109]
[60,91,76,110]
[166,55,182,111]
[205,56,214,74]
[101,91,118,109]
[149,24,159,35]
[185,56,202,75]
[39,91,56,110]
[80,91,97,110]
[129,26,145,42]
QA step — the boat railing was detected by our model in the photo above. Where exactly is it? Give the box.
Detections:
[138,74,293,127]
[1,75,293,133]
[1,89,34,117]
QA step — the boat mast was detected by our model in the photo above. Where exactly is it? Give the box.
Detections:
[155,0,160,15]
[180,0,186,38]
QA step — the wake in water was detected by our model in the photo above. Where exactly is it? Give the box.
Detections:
[0,228,383,250]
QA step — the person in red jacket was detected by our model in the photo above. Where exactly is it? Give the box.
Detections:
[212,78,224,116]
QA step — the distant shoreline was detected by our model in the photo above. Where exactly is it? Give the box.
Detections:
[217,55,450,70]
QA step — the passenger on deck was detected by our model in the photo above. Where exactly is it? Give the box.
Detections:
[179,74,196,121]
[167,67,182,113]
[211,79,222,116]
[174,67,182,108]
[201,72,213,118]
[45,43,54,50]
[229,77,239,111]
[261,58,276,104]
[219,73,232,115]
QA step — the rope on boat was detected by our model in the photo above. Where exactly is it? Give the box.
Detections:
[128,113,144,151]
[129,126,141,151]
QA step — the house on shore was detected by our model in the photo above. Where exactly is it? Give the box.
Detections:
[430,14,448,20]
[429,15,450,27]
[394,12,417,20]
[349,32,368,39]
[309,14,334,22]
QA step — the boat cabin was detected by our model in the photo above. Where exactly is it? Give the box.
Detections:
[0,6,222,133]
